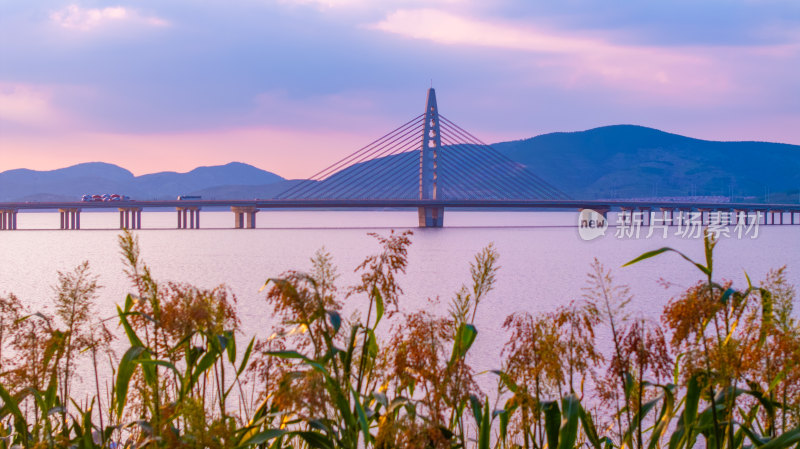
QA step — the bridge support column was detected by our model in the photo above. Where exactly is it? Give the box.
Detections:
[732,209,743,225]
[695,208,709,226]
[232,206,258,229]
[119,208,142,229]
[192,208,199,228]
[177,207,200,229]
[418,206,444,228]
[0,210,10,230]
[619,207,632,225]
[660,208,673,225]
[59,208,81,230]
[639,207,651,226]
[0,209,15,230]
[675,208,690,226]
[594,208,610,224]
[745,210,757,225]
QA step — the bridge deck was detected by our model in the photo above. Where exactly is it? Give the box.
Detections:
[1,199,799,211]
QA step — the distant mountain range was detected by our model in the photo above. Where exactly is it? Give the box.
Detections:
[493,125,800,202]
[2,125,798,203]
[0,162,285,202]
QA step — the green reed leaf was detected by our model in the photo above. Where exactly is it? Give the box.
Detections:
[116,346,146,417]
[479,398,491,449]
[450,323,477,366]
[558,395,580,449]
[623,247,710,275]
[236,429,287,448]
[543,400,560,449]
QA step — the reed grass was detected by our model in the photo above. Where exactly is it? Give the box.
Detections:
[0,229,798,449]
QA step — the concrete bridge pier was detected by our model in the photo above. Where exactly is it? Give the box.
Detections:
[594,208,611,228]
[675,208,691,226]
[0,209,18,230]
[659,208,673,225]
[749,210,759,225]
[696,208,710,225]
[232,206,258,229]
[733,209,744,225]
[639,207,651,226]
[119,207,142,229]
[619,207,633,225]
[594,207,610,219]
[59,208,81,230]
[418,206,444,228]
[177,207,200,229]
[752,210,760,225]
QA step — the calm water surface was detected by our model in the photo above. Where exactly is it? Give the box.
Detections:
[1,210,798,395]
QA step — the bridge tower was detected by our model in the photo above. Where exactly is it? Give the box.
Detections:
[419,88,444,227]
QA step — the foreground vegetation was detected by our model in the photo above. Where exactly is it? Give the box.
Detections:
[0,229,799,449]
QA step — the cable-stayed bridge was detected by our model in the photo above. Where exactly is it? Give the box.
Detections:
[1,88,799,230]
[277,88,569,226]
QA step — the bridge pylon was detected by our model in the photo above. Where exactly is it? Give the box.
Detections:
[419,88,444,227]
[276,88,571,227]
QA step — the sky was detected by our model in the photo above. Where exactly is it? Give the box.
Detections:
[1,0,799,179]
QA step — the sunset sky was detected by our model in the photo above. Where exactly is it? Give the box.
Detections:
[1,0,799,179]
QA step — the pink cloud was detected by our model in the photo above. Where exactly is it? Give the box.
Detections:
[368,9,737,103]
[50,5,169,31]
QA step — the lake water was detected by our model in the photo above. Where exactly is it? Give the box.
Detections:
[1,210,799,398]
